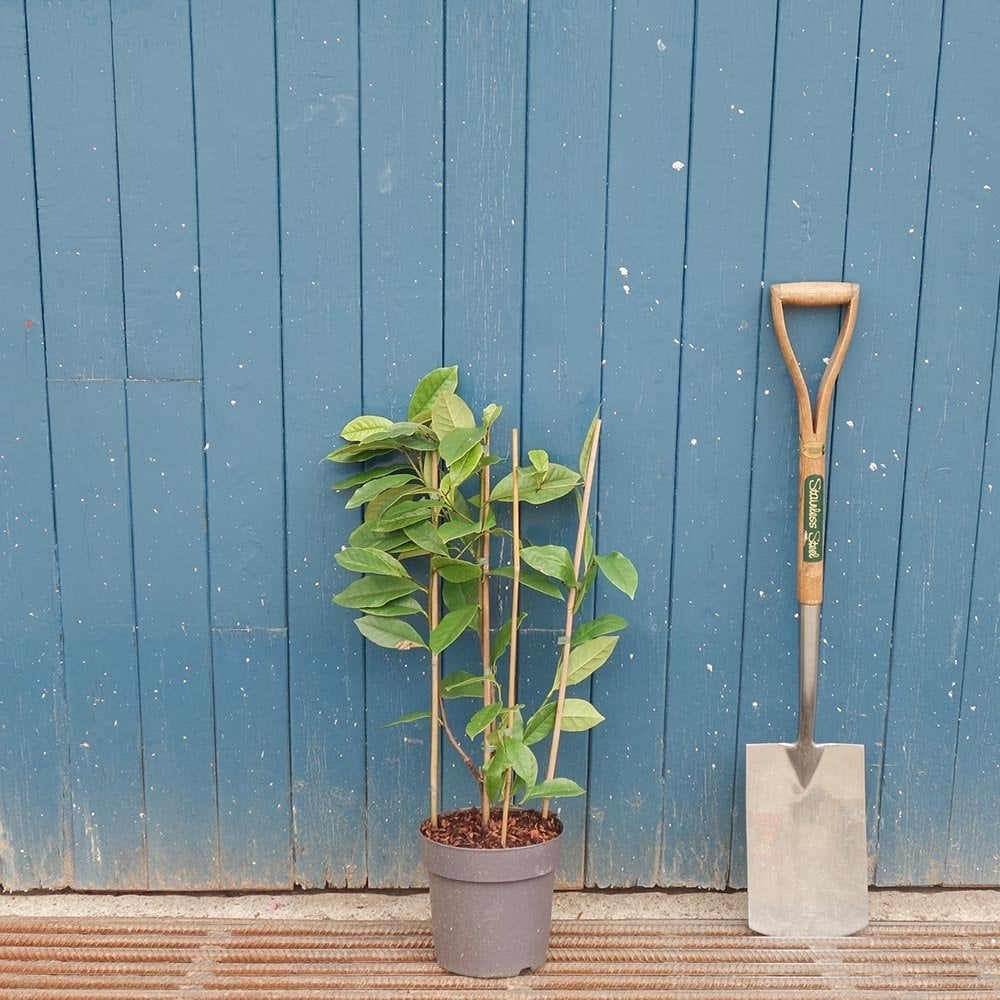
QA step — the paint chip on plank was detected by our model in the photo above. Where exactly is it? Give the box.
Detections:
[672,161,685,171]
[656,38,667,51]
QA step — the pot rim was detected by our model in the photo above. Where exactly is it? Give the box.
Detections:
[419,810,564,853]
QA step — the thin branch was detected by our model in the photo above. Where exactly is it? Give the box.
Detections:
[438,697,484,790]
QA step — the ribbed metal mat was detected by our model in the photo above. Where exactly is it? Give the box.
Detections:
[0,917,997,998]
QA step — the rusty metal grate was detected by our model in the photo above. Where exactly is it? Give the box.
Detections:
[0,916,997,998]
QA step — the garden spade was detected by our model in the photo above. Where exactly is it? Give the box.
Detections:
[746,281,868,938]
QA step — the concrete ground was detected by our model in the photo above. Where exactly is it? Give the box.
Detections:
[1,887,997,923]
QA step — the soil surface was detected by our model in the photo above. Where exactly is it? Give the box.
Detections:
[420,807,563,849]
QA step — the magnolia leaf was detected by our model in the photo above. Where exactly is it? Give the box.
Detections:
[438,519,479,543]
[491,565,564,601]
[429,605,480,654]
[528,449,549,476]
[325,441,395,464]
[439,426,488,466]
[377,498,439,533]
[348,522,409,552]
[502,738,538,791]
[364,484,426,525]
[523,702,555,746]
[491,464,581,505]
[359,595,424,618]
[573,561,598,613]
[340,414,393,441]
[520,778,586,803]
[520,544,577,588]
[484,750,509,803]
[354,615,426,650]
[482,403,502,428]
[402,520,449,556]
[381,709,431,728]
[334,576,419,610]
[432,556,481,583]
[441,670,494,700]
[442,578,480,613]
[445,443,484,488]
[408,366,459,421]
[331,464,410,491]
[572,613,628,646]
[595,551,639,599]
[430,390,476,437]
[334,546,409,578]
[558,697,605,732]
[465,702,506,740]
[491,612,527,665]
[578,412,601,476]
[549,635,619,694]
[345,473,419,510]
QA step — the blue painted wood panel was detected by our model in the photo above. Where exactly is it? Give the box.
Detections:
[3,0,1000,890]
[358,1,444,888]
[0,2,67,889]
[275,0,367,889]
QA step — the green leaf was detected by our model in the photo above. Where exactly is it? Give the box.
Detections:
[345,473,419,510]
[573,561,597,613]
[340,414,393,441]
[490,464,581,505]
[520,778,586,803]
[482,403,502,428]
[348,522,409,552]
[491,565,564,601]
[331,464,410,491]
[559,697,605,732]
[334,547,409,578]
[441,670,494,700]
[408,366,459,420]
[502,738,538,791]
[595,552,639,599]
[334,576,419,610]
[430,390,476,437]
[359,595,424,618]
[377,498,439,532]
[465,702,506,740]
[432,556,481,583]
[550,636,619,693]
[528,449,549,476]
[439,426,488,466]
[572,613,628,646]
[491,612,527,665]
[484,750,509,803]
[402,520,449,556]
[354,615,426,650]
[325,441,396,464]
[429,605,480,654]
[520,544,577,588]
[442,578,480,613]
[438,519,479,543]
[523,702,555,746]
[444,443,484,488]
[381,709,431,728]
[365,484,427,525]
[578,412,601,476]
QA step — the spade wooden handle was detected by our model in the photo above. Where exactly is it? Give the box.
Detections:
[770,282,860,605]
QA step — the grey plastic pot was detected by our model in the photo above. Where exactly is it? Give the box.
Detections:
[420,819,563,978]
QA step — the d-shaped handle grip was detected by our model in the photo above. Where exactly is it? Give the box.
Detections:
[772,281,859,308]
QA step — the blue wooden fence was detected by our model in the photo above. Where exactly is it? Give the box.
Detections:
[1,0,998,890]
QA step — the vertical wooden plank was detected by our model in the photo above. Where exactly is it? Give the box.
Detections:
[358,1,444,887]
[49,381,145,889]
[661,0,777,889]
[190,0,290,888]
[110,0,201,379]
[730,0,862,888]
[439,0,528,812]
[586,0,693,888]
[822,1,942,877]
[24,0,125,378]
[0,3,67,890]
[947,330,1000,884]
[876,1,1000,885]
[275,0,367,888]
[128,381,217,889]
[517,0,612,887]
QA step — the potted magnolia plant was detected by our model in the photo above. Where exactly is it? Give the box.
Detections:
[325,367,636,978]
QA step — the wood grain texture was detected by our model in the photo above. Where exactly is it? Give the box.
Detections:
[25,0,125,378]
[876,0,1000,886]
[275,0,367,889]
[661,0,778,890]
[358,1,444,888]
[585,0,694,889]
[0,2,67,889]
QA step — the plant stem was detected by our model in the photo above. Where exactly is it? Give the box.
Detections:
[428,452,441,827]
[500,428,522,847]
[479,428,493,828]
[542,420,602,820]
[438,696,484,791]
